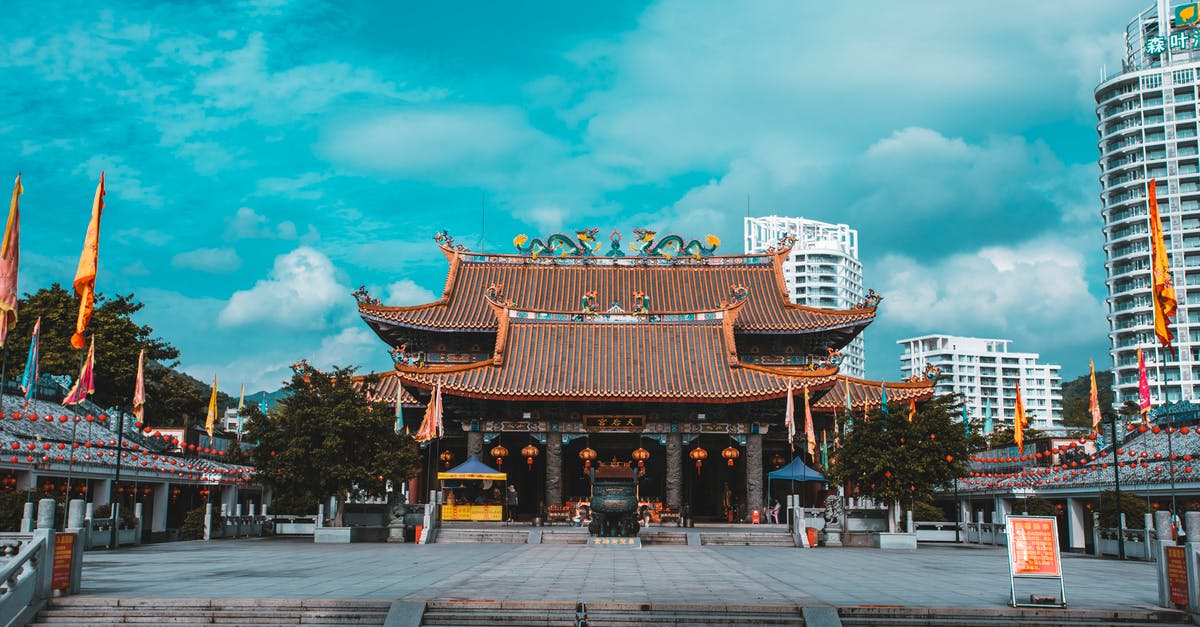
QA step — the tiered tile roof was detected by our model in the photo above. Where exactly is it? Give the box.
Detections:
[359,242,876,339]
[811,375,937,412]
[350,371,422,408]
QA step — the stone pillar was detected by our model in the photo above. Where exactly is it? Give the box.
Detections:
[745,433,763,522]
[666,432,682,510]
[151,483,169,532]
[1186,511,1200,542]
[545,435,562,507]
[36,498,55,529]
[467,431,483,459]
[1066,497,1086,552]
[92,479,112,507]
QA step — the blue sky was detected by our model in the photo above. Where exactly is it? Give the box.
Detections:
[2,0,1138,393]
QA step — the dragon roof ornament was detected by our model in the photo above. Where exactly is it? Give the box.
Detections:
[854,289,882,309]
[629,228,720,259]
[352,285,381,306]
[513,228,601,258]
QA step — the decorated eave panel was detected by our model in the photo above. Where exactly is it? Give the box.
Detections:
[394,319,840,404]
[356,243,877,337]
[810,375,936,412]
[350,371,423,408]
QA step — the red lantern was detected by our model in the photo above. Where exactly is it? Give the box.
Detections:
[689,447,708,474]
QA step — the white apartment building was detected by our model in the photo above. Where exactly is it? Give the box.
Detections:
[898,335,1064,434]
[744,216,866,378]
[1098,1,1200,408]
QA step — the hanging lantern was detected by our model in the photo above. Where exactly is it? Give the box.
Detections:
[521,444,539,468]
[721,446,740,467]
[579,447,598,469]
[490,443,508,467]
[770,452,786,469]
[631,447,650,468]
[689,447,708,474]
[439,450,454,469]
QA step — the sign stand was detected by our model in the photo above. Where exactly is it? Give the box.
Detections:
[1006,515,1067,608]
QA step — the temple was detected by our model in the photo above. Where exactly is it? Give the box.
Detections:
[355,229,935,521]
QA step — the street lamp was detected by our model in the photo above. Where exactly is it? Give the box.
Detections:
[1108,413,1126,561]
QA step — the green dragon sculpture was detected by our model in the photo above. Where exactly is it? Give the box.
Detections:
[629,229,720,259]
[513,228,601,258]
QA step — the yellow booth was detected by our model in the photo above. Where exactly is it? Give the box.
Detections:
[437,455,508,521]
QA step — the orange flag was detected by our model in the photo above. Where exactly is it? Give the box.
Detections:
[1089,358,1102,432]
[133,349,145,422]
[71,172,104,349]
[414,381,443,443]
[803,387,815,457]
[1148,179,1178,355]
[908,398,916,423]
[1013,381,1027,454]
[0,174,22,347]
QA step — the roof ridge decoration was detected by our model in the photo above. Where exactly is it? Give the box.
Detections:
[907,363,941,383]
[513,228,602,258]
[853,289,883,310]
[630,228,720,259]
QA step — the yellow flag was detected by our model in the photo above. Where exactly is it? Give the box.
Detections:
[0,174,22,347]
[1149,179,1178,355]
[71,173,104,349]
[206,375,218,437]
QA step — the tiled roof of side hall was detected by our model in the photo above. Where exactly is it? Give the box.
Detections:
[357,242,877,335]
[394,320,840,403]
[350,371,423,408]
[810,375,937,412]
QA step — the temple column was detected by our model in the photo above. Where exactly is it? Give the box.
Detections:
[666,432,682,510]
[467,431,483,460]
[545,435,562,507]
[745,433,763,522]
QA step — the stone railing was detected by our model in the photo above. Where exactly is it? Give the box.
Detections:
[0,499,85,627]
[913,520,962,543]
[201,503,268,540]
[0,534,44,627]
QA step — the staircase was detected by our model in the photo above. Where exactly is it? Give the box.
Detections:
[419,601,1193,626]
[29,598,1193,626]
[699,529,795,546]
[29,598,393,626]
[432,528,529,543]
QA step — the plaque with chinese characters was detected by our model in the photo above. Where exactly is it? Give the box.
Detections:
[583,415,645,432]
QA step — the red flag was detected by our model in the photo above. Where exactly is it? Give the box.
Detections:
[1089,358,1102,432]
[1148,180,1178,355]
[133,349,145,422]
[62,337,95,405]
[71,173,104,349]
[804,387,815,457]
[1138,347,1151,416]
[1013,381,1027,454]
[0,174,21,347]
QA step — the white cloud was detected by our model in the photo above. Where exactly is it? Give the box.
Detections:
[218,246,348,329]
[74,155,162,208]
[319,107,560,183]
[385,279,436,306]
[875,237,1107,350]
[225,207,311,241]
[172,247,243,273]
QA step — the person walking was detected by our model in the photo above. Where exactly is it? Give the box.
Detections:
[506,485,519,523]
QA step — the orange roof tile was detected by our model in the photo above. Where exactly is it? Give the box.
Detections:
[810,375,936,412]
[351,372,423,408]
[360,245,876,337]
[394,318,839,403]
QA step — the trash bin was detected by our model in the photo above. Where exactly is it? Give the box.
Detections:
[403,525,416,543]
[806,527,817,547]
[751,510,761,524]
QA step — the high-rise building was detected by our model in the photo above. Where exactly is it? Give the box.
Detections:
[1097,1,1200,407]
[897,335,1063,433]
[744,216,866,378]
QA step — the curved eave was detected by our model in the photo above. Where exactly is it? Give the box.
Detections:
[811,375,936,412]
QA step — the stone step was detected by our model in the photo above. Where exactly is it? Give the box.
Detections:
[838,606,1190,626]
[34,599,391,626]
[699,534,794,546]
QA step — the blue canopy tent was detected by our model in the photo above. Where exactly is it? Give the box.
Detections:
[767,458,827,522]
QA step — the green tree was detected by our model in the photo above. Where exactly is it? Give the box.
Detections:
[1098,489,1148,529]
[987,426,1049,449]
[246,363,420,526]
[1061,369,1114,430]
[8,285,231,427]
[831,394,969,532]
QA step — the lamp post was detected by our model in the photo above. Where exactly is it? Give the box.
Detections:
[108,410,127,550]
[1108,413,1126,560]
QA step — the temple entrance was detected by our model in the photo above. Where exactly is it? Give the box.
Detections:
[684,435,745,520]
[562,435,666,504]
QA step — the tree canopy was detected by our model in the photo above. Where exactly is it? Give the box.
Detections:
[246,363,420,525]
[7,284,230,426]
[830,394,970,511]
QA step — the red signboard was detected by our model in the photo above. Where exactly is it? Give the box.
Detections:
[1008,517,1061,577]
[51,533,75,591]
[1166,545,1189,606]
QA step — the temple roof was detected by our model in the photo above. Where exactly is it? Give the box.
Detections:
[810,375,937,412]
[351,372,423,408]
[393,315,840,404]
[358,242,877,341]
